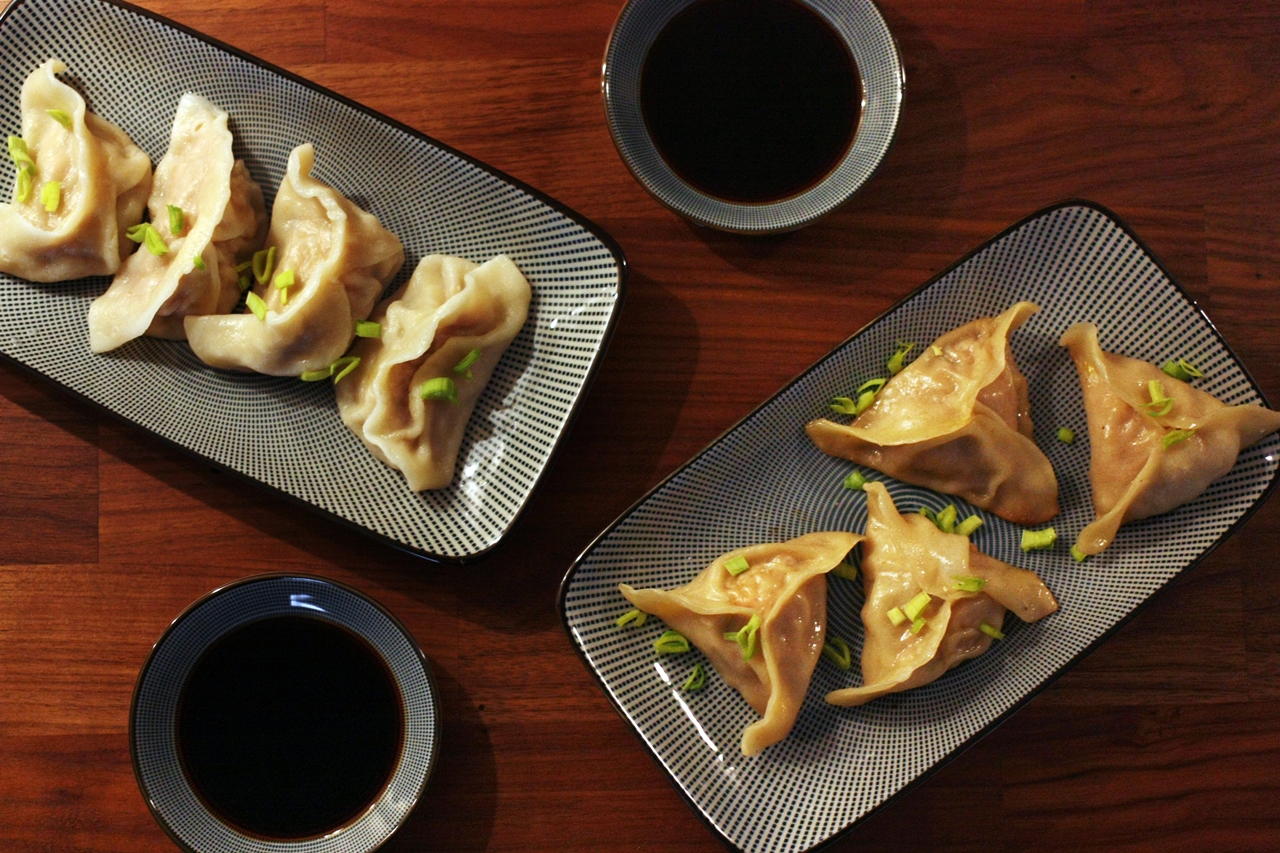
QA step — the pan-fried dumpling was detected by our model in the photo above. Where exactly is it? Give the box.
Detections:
[826,482,1057,707]
[620,531,861,756]
[184,143,404,375]
[1062,322,1280,556]
[87,93,267,352]
[806,302,1059,525]
[0,59,152,281]
[336,254,531,490]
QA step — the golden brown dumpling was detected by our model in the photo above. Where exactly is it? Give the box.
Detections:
[1062,322,1280,556]
[620,531,861,756]
[826,482,1057,707]
[807,302,1059,525]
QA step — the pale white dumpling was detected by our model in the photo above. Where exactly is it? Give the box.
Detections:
[620,531,862,756]
[826,482,1057,707]
[336,254,532,490]
[0,59,152,281]
[184,143,404,375]
[87,93,267,352]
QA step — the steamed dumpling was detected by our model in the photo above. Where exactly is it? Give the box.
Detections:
[0,59,152,281]
[620,531,861,756]
[336,254,531,490]
[826,482,1057,707]
[184,143,404,375]
[1062,322,1280,556]
[87,93,267,352]
[807,302,1059,525]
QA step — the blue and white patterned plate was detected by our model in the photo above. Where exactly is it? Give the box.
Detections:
[0,0,626,563]
[559,201,1280,853]
[131,574,440,853]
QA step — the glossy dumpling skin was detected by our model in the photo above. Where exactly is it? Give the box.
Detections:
[806,302,1059,525]
[184,143,404,375]
[1062,322,1280,556]
[620,531,861,756]
[336,254,532,490]
[87,93,267,352]
[826,482,1057,707]
[0,59,152,281]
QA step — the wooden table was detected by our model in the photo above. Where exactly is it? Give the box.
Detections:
[4,0,1280,850]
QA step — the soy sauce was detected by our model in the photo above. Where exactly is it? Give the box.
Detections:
[640,0,861,203]
[177,615,403,839]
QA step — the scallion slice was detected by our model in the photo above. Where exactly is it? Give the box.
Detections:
[857,377,888,394]
[419,376,458,402]
[331,356,360,384]
[245,291,267,321]
[192,255,206,271]
[273,268,295,305]
[911,616,927,634]
[722,613,761,660]
[829,396,859,415]
[903,591,932,621]
[235,259,253,274]
[252,246,276,285]
[682,663,706,691]
[654,630,690,654]
[842,470,869,491]
[1057,427,1075,444]
[1162,429,1196,449]
[955,515,984,537]
[931,345,943,356]
[936,504,958,534]
[822,636,852,670]
[1144,379,1174,417]
[40,180,59,212]
[853,389,877,415]
[887,607,907,626]
[952,575,986,592]
[724,555,750,576]
[46,108,72,129]
[15,164,33,202]
[7,135,34,168]
[887,341,915,375]
[918,506,938,524]
[1071,545,1088,563]
[616,609,647,629]
[831,560,858,581]
[1021,527,1057,551]
[355,320,382,338]
[299,366,333,381]
[1161,357,1204,382]
[167,204,185,236]
[453,348,482,375]
[979,622,1005,640]
[125,222,168,256]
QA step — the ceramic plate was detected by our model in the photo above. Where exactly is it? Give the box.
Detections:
[559,201,1280,853]
[0,0,626,563]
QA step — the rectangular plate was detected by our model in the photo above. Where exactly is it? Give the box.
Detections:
[0,0,626,563]
[559,201,1279,853]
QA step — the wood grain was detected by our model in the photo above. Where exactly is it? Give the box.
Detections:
[3,0,1280,850]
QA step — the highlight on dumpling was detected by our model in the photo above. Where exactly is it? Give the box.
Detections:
[826,481,1057,707]
[806,302,1060,525]
[87,93,267,352]
[184,143,404,375]
[336,254,532,491]
[0,59,152,281]
[1061,322,1280,556]
[619,531,862,756]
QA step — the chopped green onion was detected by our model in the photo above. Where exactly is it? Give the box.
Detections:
[40,180,59,212]
[1144,379,1174,417]
[822,636,852,670]
[299,366,333,381]
[918,506,938,524]
[842,470,869,491]
[979,622,1005,640]
[167,204,185,236]
[331,356,360,384]
[931,345,943,356]
[355,320,381,338]
[1161,357,1204,382]
[273,268,295,305]
[15,163,33,202]
[952,575,986,592]
[682,663,706,691]
[192,255,206,271]
[853,389,877,414]
[903,591,932,621]
[419,376,458,402]
[46,108,72,129]
[936,504,958,534]
[1021,527,1057,551]
[887,607,907,626]
[7,135,34,168]
[831,559,858,581]
[1057,427,1075,444]
[829,396,859,415]
[616,609,647,629]
[235,259,253,274]
[1071,545,1088,563]
[654,629,691,654]
[245,290,267,321]
[1162,429,1196,449]
[125,222,168,256]
[724,555,750,576]
[252,246,276,285]
[857,377,888,394]
[453,347,482,375]
[887,341,915,375]
[911,616,927,634]
[723,613,761,660]
[955,515,984,537]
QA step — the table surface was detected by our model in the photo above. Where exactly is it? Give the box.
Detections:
[4,0,1280,850]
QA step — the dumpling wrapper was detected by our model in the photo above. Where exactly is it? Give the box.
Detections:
[620,531,861,756]
[0,59,152,281]
[184,143,404,375]
[336,254,531,490]
[88,93,267,352]
[826,481,1057,707]
[807,302,1059,525]
[1062,322,1280,556]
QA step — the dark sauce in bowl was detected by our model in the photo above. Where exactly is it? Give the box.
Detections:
[639,0,861,203]
[176,615,404,840]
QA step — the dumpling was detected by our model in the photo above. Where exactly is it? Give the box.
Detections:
[620,531,861,756]
[184,143,404,375]
[826,481,1057,707]
[336,254,531,490]
[0,59,152,281]
[87,93,267,352]
[1062,322,1280,556]
[806,302,1059,524]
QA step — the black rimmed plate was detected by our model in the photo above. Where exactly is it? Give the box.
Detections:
[559,201,1279,853]
[0,0,626,563]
